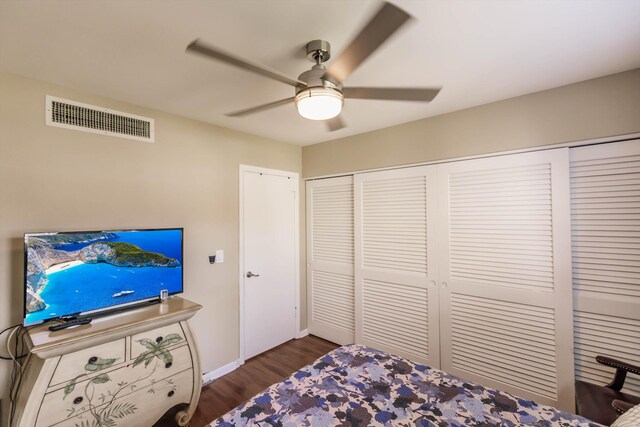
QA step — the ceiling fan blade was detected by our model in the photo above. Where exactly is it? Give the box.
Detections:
[226,97,295,117]
[187,39,305,87]
[326,116,346,132]
[323,2,412,84]
[343,87,441,102]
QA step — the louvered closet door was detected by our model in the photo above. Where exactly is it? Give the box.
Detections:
[570,140,640,397]
[437,148,574,411]
[355,166,439,366]
[307,176,355,344]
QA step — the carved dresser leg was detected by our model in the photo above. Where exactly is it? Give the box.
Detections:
[176,410,191,426]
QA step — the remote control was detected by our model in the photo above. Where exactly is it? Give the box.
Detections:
[48,317,92,331]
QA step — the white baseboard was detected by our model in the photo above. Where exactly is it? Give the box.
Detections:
[204,332,309,387]
[202,359,241,387]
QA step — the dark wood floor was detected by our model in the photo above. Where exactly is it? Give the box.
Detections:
[188,335,339,427]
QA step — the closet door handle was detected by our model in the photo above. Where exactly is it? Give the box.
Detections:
[441,282,448,289]
[246,271,260,278]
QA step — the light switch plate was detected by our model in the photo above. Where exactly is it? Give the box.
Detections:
[215,249,224,263]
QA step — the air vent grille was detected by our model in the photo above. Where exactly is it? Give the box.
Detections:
[46,96,154,142]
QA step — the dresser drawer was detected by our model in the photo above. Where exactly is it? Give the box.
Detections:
[41,368,194,427]
[130,323,186,359]
[38,344,193,427]
[49,338,126,387]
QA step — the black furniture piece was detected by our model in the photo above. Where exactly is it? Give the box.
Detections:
[575,355,640,426]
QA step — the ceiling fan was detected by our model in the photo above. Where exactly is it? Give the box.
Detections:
[186,1,441,131]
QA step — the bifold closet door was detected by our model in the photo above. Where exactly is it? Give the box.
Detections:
[306,176,355,344]
[437,148,575,411]
[570,139,640,397]
[355,166,440,366]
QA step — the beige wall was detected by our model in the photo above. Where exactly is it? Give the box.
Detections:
[303,69,640,177]
[0,72,303,408]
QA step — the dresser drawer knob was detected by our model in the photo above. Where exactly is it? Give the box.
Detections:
[73,396,83,405]
[156,336,163,343]
[167,390,175,397]
[165,362,173,369]
[88,356,98,364]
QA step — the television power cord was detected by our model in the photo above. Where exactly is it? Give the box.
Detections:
[1,323,29,426]
[0,323,27,360]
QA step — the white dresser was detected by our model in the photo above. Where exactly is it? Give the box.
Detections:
[12,297,202,427]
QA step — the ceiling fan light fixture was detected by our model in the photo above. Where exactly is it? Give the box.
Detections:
[295,87,343,121]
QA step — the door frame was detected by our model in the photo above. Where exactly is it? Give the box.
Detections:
[239,164,300,364]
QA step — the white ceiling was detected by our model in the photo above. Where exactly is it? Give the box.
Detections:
[1,0,639,146]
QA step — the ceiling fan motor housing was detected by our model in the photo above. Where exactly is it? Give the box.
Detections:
[296,65,342,93]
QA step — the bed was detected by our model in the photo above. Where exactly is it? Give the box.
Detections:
[213,344,600,426]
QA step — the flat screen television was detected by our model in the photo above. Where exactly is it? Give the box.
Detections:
[24,228,183,326]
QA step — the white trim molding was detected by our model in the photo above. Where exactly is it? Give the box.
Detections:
[201,359,241,387]
[297,329,309,339]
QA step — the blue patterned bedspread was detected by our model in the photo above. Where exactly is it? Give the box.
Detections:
[213,344,600,426]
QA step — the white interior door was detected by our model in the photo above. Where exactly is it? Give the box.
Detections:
[437,148,575,411]
[307,176,355,345]
[241,167,298,360]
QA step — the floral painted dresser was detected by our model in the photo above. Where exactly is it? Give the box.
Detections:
[12,297,202,427]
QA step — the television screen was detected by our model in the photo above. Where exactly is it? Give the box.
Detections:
[24,228,183,326]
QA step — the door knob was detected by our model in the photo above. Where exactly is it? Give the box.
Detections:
[246,271,260,278]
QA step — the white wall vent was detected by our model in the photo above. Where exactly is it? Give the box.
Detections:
[45,95,154,142]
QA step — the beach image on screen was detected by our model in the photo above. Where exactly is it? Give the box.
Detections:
[25,229,182,325]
